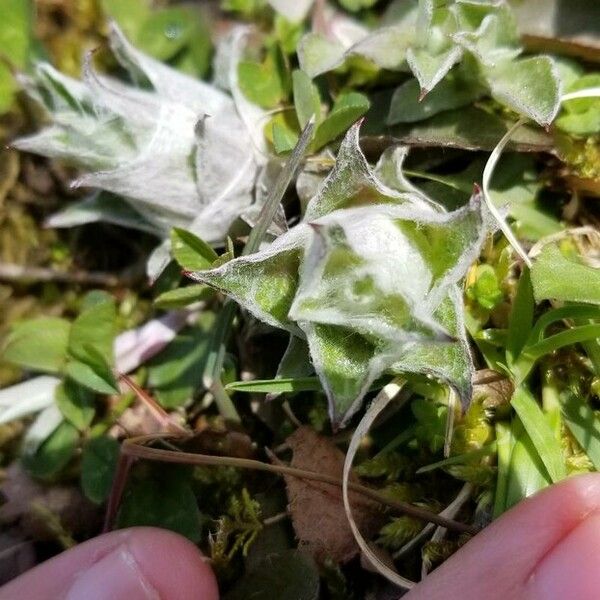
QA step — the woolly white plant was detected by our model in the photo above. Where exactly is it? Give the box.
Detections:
[298,0,561,127]
[189,123,490,427]
[15,24,267,277]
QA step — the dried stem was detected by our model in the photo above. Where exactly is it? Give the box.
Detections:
[103,453,136,532]
[116,434,477,535]
[0,262,135,287]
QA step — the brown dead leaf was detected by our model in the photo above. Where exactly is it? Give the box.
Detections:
[274,426,382,564]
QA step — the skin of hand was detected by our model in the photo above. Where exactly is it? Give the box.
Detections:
[0,527,219,600]
[3,473,600,600]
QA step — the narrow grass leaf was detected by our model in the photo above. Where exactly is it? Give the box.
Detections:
[225,377,322,393]
[171,228,218,271]
[154,284,212,308]
[560,391,600,471]
[511,386,565,483]
[493,420,513,517]
[504,416,551,511]
[506,268,534,367]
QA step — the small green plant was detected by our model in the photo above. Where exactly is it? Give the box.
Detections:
[0,0,599,594]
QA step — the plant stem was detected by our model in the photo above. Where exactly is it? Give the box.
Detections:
[0,262,139,287]
[120,434,477,535]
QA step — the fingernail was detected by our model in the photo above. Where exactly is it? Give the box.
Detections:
[527,512,600,599]
[65,542,159,600]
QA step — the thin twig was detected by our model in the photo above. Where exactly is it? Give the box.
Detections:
[103,453,135,532]
[0,262,130,287]
[119,374,190,436]
[119,434,477,535]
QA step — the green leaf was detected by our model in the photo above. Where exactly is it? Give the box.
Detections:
[405,1,462,92]
[46,191,158,234]
[191,226,308,335]
[292,70,321,130]
[224,550,319,600]
[0,0,31,68]
[452,1,520,66]
[55,380,96,431]
[178,19,213,78]
[297,33,346,79]
[154,284,212,309]
[0,0,31,112]
[487,154,559,241]
[511,386,566,483]
[69,292,116,366]
[387,73,482,125]
[118,467,202,541]
[338,0,379,11]
[512,318,600,385]
[466,264,503,310]
[238,46,290,109]
[136,7,196,61]
[171,228,219,271]
[276,335,313,380]
[407,46,462,94]
[556,74,600,136]
[389,292,475,407]
[24,420,79,480]
[306,122,413,220]
[504,415,551,511]
[272,120,299,154]
[390,107,552,153]
[561,391,600,471]
[81,436,120,504]
[493,420,513,517]
[273,15,304,55]
[226,377,322,393]
[0,64,17,114]
[65,348,119,395]
[147,320,213,408]
[65,292,118,394]
[506,268,534,366]
[526,305,600,346]
[531,244,600,305]
[3,317,70,374]
[521,325,600,365]
[312,92,370,151]
[100,0,150,40]
[486,56,560,126]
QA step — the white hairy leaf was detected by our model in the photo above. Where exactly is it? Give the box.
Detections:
[191,124,488,426]
[15,24,266,254]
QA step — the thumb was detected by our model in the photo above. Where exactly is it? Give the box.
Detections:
[0,527,219,600]
[407,473,600,600]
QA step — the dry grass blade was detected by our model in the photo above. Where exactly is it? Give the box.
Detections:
[342,380,416,590]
